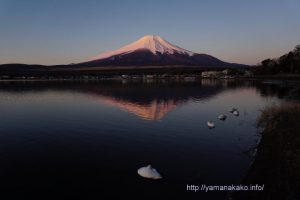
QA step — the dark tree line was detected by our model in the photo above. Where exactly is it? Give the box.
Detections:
[253,45,300,75]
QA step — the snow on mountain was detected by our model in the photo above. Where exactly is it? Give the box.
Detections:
[91,35,195,61]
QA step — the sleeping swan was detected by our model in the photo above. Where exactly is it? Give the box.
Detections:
[218,114,227,120]
[233,110,239,116]
[137,165,162,179]
[207,121,215,128]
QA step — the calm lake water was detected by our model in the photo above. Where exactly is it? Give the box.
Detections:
[0,79,299,199]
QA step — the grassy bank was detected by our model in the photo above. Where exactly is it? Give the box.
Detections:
[234,102,300,200]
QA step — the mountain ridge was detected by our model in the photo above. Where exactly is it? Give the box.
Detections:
[80,35,246,68]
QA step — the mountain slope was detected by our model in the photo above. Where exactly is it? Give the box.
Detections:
[80,35,246,68]
[92,35,194,60]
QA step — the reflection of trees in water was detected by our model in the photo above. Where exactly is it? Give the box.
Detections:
[203,79,300,100]
[253,81,300,100]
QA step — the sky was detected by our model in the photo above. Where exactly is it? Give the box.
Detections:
[0,0,299,65]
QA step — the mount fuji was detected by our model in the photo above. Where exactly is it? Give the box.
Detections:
[92,35,195,60]
[80,35,246,68]
[0,35,247,76]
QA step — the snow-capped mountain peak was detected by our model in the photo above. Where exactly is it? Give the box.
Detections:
[91,35,195,60]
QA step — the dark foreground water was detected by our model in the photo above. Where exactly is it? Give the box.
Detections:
[0,79,299,199]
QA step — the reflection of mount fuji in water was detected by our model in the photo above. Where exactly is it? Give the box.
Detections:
[95,96,178,120]
[83,80,227,120]
[0,80,225,120]
[0,80,295,120]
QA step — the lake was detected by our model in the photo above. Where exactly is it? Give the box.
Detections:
[0,79,298,199]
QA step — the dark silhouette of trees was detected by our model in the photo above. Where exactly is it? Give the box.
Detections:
[253,45,300,75]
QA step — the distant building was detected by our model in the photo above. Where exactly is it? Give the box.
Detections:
[146,75,155,79]
[121,75,129,79]
[201,71,222,78]
[243,70,254,77]
[0,75,10,79]
[222,69,231,75]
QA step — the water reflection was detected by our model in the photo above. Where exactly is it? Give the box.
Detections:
[0,79,299,199]
[0,79,299,121]
[95,96,179,120]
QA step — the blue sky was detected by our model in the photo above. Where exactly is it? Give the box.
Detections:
[0,0,299,65]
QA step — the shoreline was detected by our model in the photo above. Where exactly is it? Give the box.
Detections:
[233,102,300,200]
[0,75,300,82]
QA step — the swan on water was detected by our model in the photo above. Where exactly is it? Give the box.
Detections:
[233,110,239,116]
[137,165,162,179]
[228,108,237,113]
[218,114,227,120]
[207,121,215,128]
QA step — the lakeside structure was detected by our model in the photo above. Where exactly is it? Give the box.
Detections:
[0,68,254,81]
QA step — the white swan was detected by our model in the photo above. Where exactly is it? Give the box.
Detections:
[137,165,162,179]
[228,108,237,113]
[218,114,227,120]
[207,121,215,128]
[233,110,239,116]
